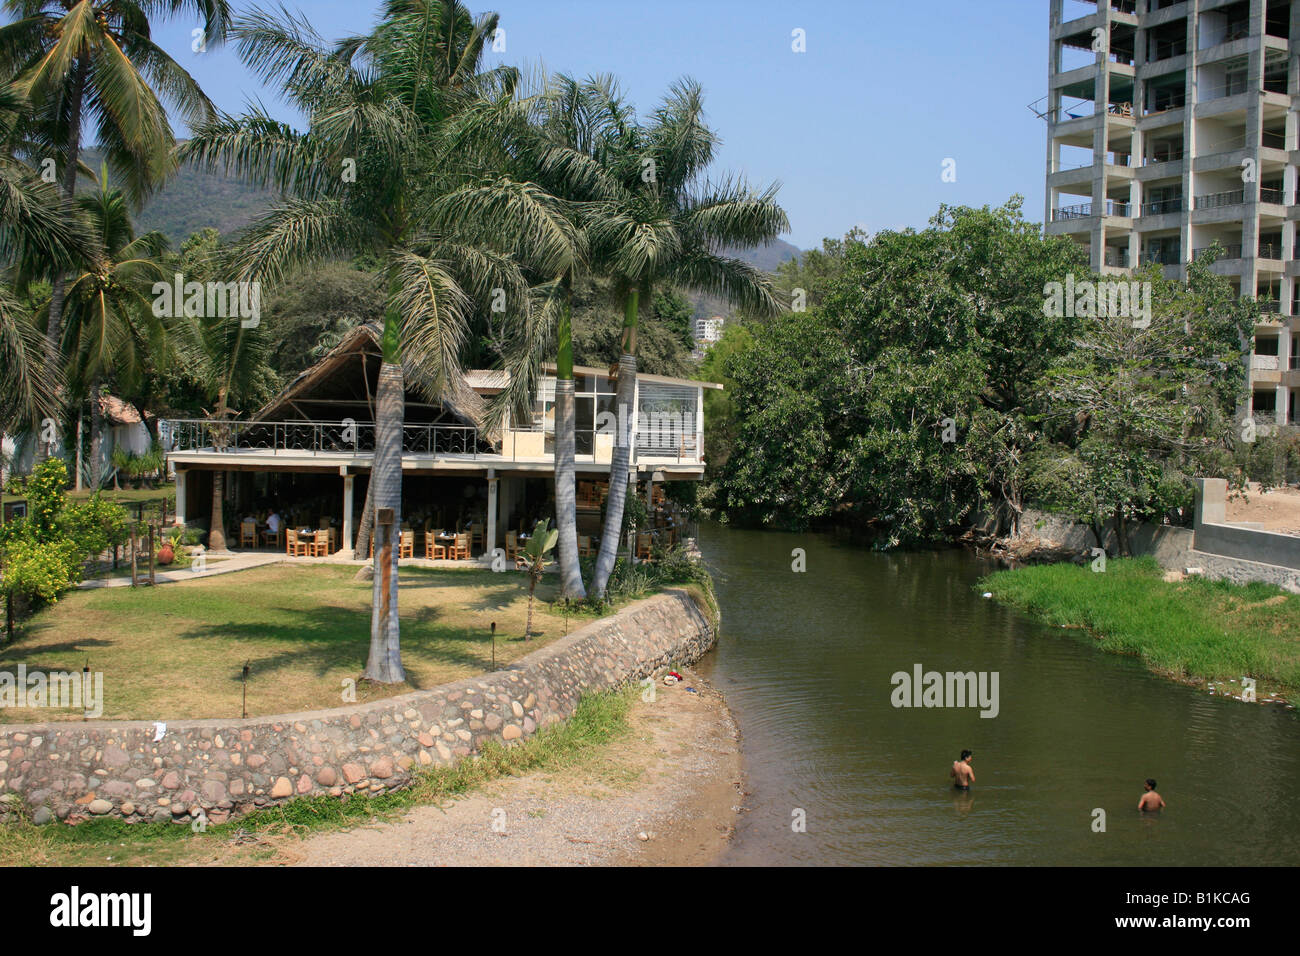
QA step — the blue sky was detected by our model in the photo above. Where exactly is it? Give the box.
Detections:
[144,0,1050,250]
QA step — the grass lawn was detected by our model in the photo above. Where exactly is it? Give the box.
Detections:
[0,687,635,867]
[0,563,572,722]
[980,557,1300,704]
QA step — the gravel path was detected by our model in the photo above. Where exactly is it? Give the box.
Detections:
[287,672,743,867]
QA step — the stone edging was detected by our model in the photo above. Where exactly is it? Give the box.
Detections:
[0,589,714,825]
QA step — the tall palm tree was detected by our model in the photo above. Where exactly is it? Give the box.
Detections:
[0,0,231,381]
[173,306,268,553]
[437,70,615,601]
[0,79,94,435]
[58,166,168,488]
[183,1,578,682]
[584,79,789,597]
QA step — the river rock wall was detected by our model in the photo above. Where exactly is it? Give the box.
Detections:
[0,589,714,826]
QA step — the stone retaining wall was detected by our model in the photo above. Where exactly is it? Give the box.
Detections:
[0,589,714,825]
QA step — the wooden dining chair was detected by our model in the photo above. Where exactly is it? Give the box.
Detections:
[453,532,471,561]
[399,530,414,559]
[240,519,256,548]
[635,532,653,561]
[425,529,446,559]
[261,526,281,549]
[285,529,307,557]
[578,534,593,557]
[311,529,330,557]
[470,526,483,554]
[505,530,519,561]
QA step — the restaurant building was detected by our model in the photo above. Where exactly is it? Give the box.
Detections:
[161,323,717,556]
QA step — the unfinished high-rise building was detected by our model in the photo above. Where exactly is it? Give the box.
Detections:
[1043,0,1297,428]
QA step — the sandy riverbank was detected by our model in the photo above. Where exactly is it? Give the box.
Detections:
[277,670,744,867]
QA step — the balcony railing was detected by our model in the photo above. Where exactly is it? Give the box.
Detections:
[1142,196,1183,216]
[1103,249,1131,268]
[1260,186,1285,204]
[1142,248,1182,266]
[162,419,489,457]
[1252,354,1281,371]
[1193,244,1243,260]
[1052,199,1131,221]
[1194,188,1243,209]
[1258,243,1283,260]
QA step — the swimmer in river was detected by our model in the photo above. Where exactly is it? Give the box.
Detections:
[950,750,975,790]
[1138,778,1166,812]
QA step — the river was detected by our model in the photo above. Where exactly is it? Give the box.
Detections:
[694,522,1300,866]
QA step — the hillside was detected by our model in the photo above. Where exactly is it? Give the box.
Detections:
[94,148,804,305]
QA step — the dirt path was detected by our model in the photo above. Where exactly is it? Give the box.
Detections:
[284,671,744,867]
[1225,482,1300,536]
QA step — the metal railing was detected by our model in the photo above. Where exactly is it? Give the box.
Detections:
[162,419,489,458]
[1260,186,1285,203]
[1142,248,1182,266]
[1258,243,1283,260]
[1192,243,1243,260]
[1052,199,1132,220]
[1194,188,1244,209]
[1142,196,1183,216]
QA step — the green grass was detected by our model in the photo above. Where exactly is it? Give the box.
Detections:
[0,563,565,721]
[0,687,635,866]
[980,557,1300,703]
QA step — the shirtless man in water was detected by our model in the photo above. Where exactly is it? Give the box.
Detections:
[1138,779,1166,812]
[950,750,975,790]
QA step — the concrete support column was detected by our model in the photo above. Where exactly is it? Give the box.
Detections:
[1276,383,1289,425]
[486,468,498,552]
[342,473,355,555]
[174,469,187,526]
[1194,477,1227,528]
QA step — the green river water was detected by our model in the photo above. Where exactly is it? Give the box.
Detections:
[693,522,1300,866]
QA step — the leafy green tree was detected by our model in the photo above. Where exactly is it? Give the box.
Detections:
[720,199,1087,544]
[1032,258,1253,554]
[0,458,127,631]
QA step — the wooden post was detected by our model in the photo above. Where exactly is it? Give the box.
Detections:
[148,524,155,586]
[130,528,138,587]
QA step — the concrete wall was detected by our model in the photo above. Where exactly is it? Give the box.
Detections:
[0,589,714,826]
[1011,481,1300,594]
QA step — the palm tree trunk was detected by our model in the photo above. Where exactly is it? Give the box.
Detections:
[591,287,640,597]
[209,469,228,552]
[88,381,103,490]
[364,357,406,683]
[553,284,586,600]
[74,408,84,491]
[353,478,375,558]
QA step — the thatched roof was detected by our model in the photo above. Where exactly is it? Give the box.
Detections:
[254,323,489,430]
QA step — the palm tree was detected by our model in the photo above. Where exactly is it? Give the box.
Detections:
[173,307,268,554]
[182,1,578,682]
[58,166,168,488]
[0,79,95,436]
[0,0,231,379]
[437,71,615,601]
[581,79,789,597]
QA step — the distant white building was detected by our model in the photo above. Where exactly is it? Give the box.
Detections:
[694,315,725,346]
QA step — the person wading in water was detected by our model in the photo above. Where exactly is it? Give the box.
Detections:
[950,750,975,790]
